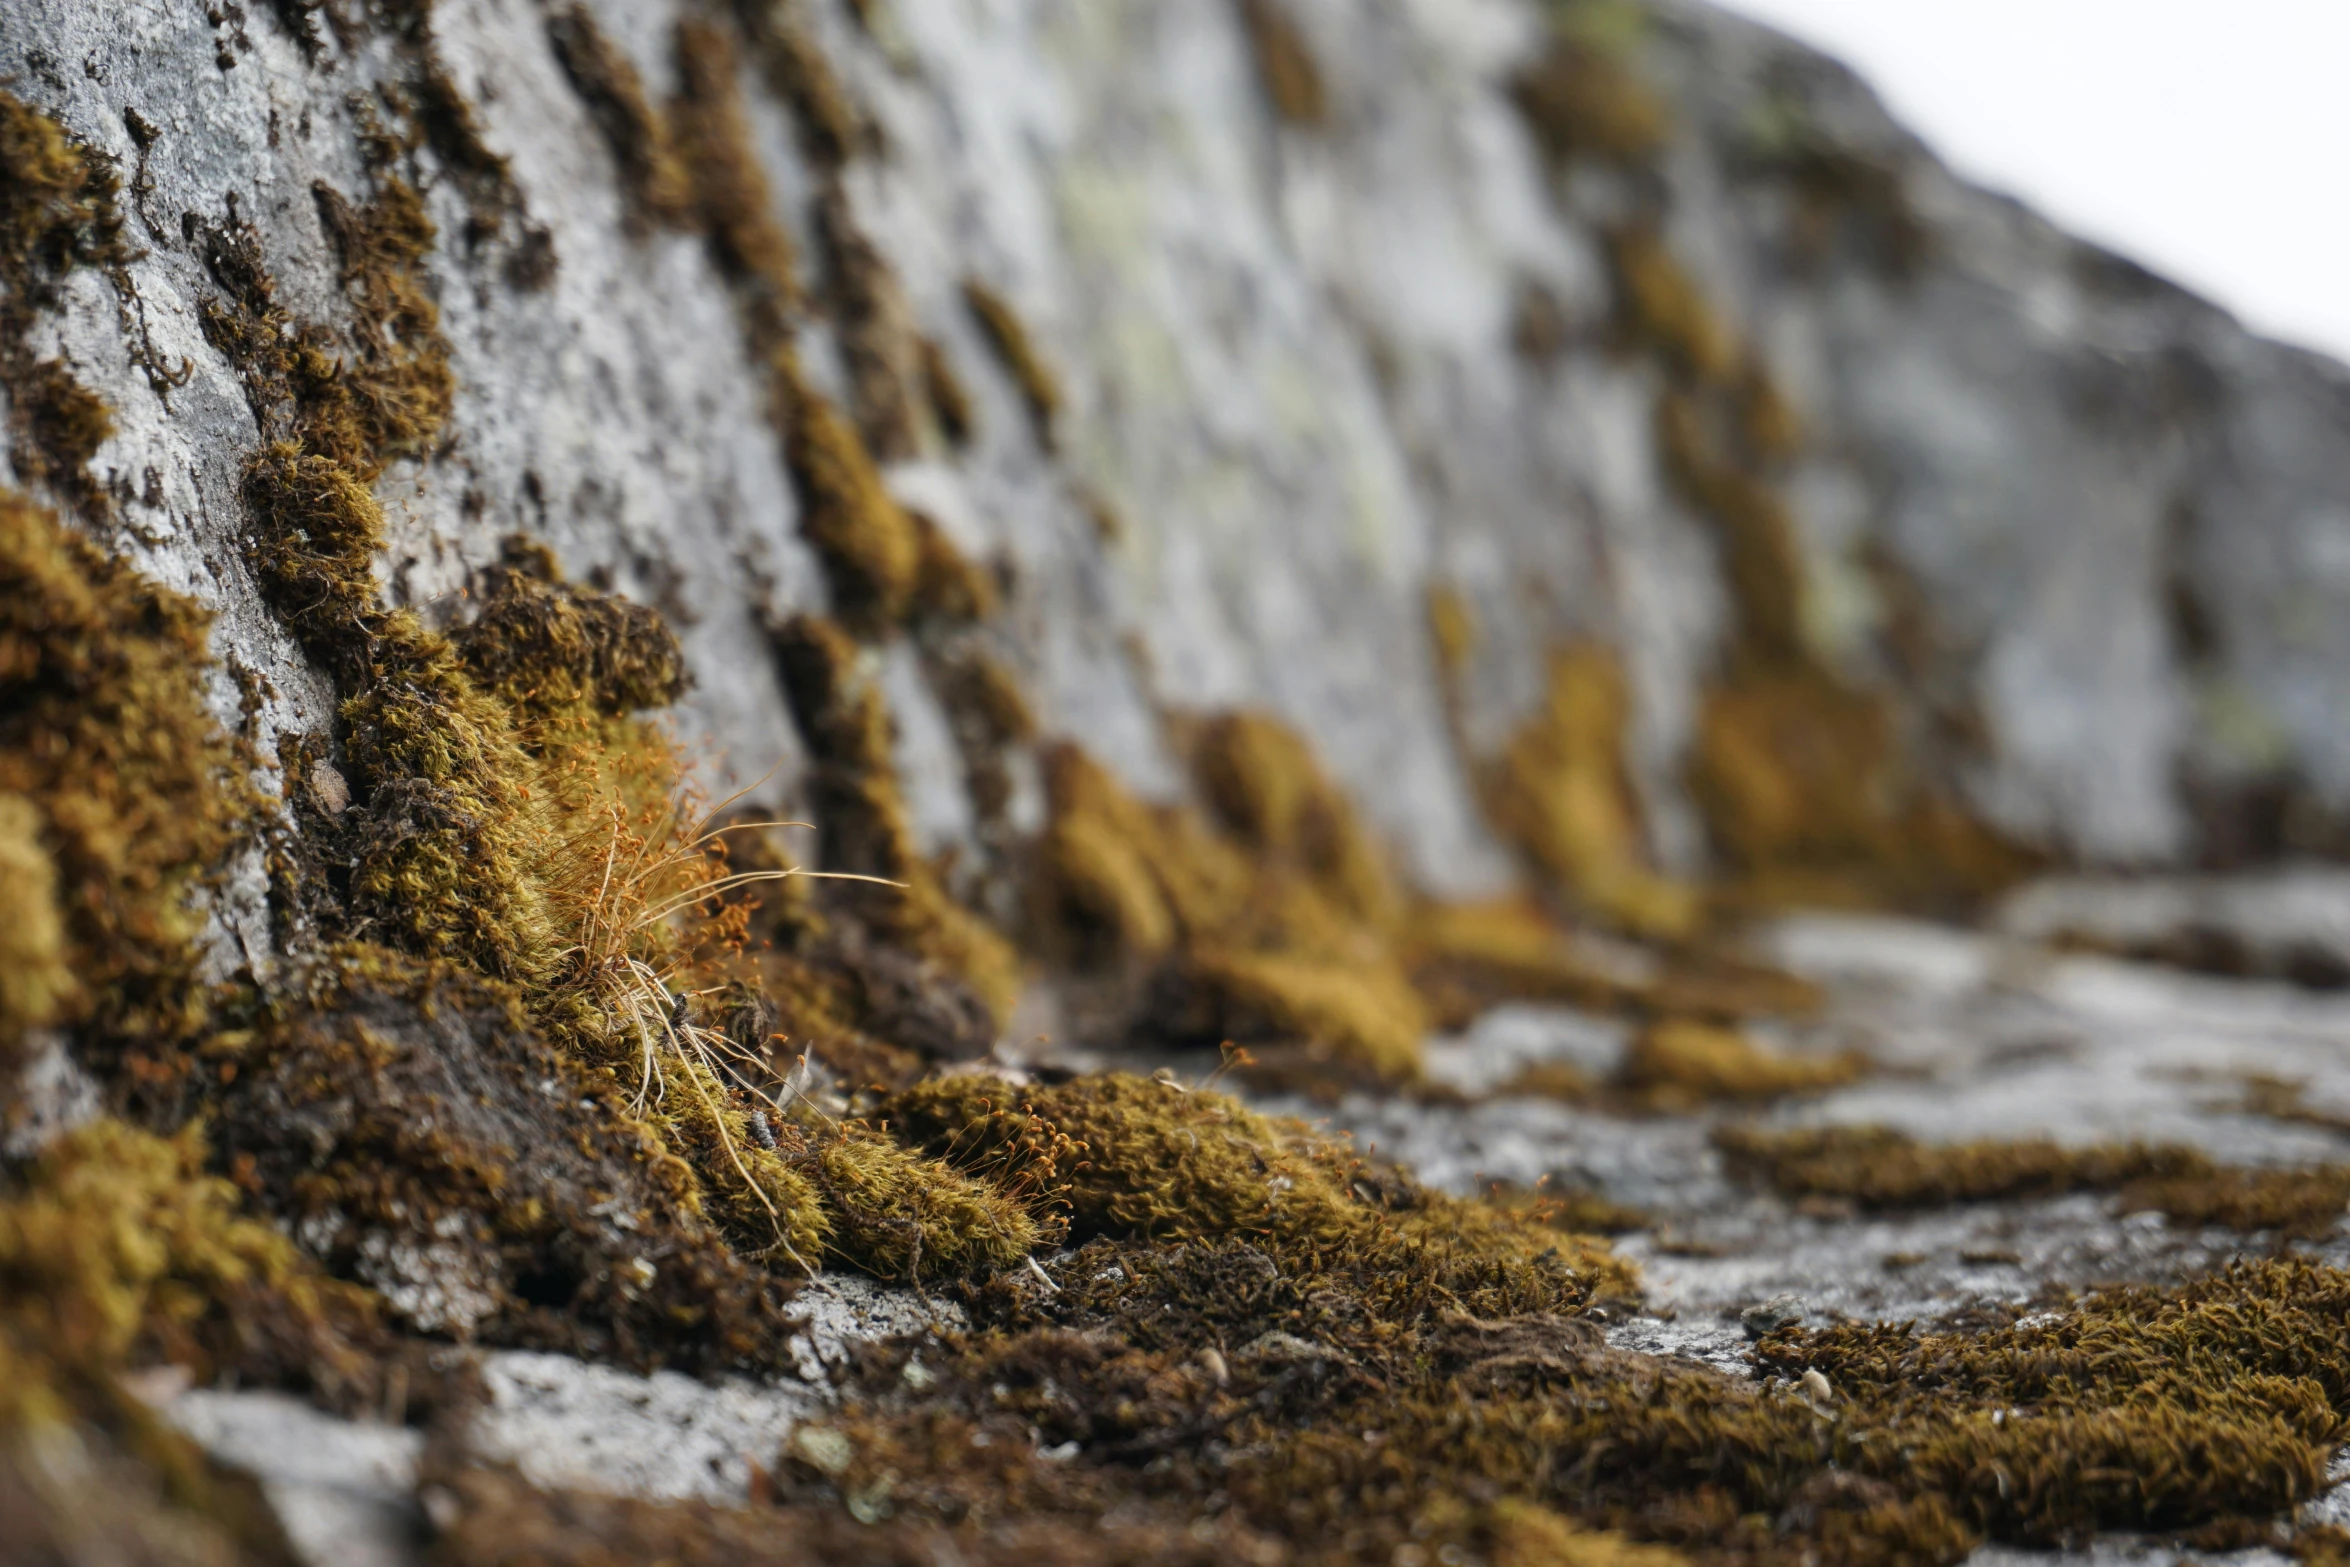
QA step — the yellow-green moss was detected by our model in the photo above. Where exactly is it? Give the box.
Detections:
[1192,709,1397,924]
[546,4,696,231]
[816,185,927,463]
[770,614,1024,1022]
[776,357,926,630]
[885,1071,1631,1301]
[1234,0,1330,128]
[1619,1019,1860,1108]
[962,279,1062,452]
[1719,1123,2350,1236]
[0,489,256,1083]
[810,1123,1049,1284]
[1487,646,1701,939]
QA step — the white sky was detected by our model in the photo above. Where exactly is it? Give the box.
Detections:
[1715,0,2350,363]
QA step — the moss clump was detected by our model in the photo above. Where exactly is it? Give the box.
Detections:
[919,334,977,447]
[1487,646,1701,939]
[546,4,696,231]
[732,0,863,172]
[1610,231,1739,385]
[808,1122,1053,1285]
[0,489,256,1088]
[1618,1019,1860,1108]
[1510,30,1669,168]
[0,90,130,515]
[817,185,928,464]
[884,1072,1632,1302]
[776,359,926,630]
[770,613,1024,1022]
[962,279,1062,452]
[1234,0,1329,128]
[672,17,805,345]
[1033,738,1432,1081]
[1719,1123,2350,1236]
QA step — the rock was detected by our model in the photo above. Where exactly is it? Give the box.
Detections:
[160,1390,428,1567]
[1738,1293,1807,1338]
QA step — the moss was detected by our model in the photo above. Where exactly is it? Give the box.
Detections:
[809,1121,1051,1285]
[909,511,1000,625]
[776,357,925,630]
[885,1071,1631,1301]
[0,488,257,1090]
[962,278,1062,452]
[1612,230,1739,387]
[0,90,130,513]
[816,184,928,463]
[1487,646,1701,939]
[1718,1124,2350,1237]
[1234,0,1330,128]
[1427,582,1477,679]
[770,613,1024,1022]
[0,792,73,1060]
[1618,1019,1860,1109]
[1511,33,1669,168]
[732,0,863,172]
[1193,709,1397,925]
[546,4,696,231]
[1166,945,1428,1082]
[1401,899,1635,1028]
[919,334,977,448]
[672,17,805,345]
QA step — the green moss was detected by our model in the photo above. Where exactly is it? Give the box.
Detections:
[1234,0,1330,128]
[962,279,1062,452]
[1718,1123,2350,1236]
[809,1122,1050,1285]
[546,4,696,231]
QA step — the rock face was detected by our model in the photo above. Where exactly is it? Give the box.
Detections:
[8,0,2350,930]
[16,4,2350,1566]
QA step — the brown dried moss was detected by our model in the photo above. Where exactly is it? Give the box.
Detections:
[672,17,804,344]
[776,356,925,630]
[1719,1124,2350,1237]
[0,89,131,514]
[1511,33,1669,168]
[1487,646,1701,939]
[546,4,695,231]
[1618,1020,1861,1109]
[733,0,863,172]
[0,489,256,1089]
[1235,0,1330,128]
[769,613,1024,1023]
[963,278,1062,452]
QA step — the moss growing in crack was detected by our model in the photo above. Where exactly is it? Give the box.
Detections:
[776,356,925,629]
[1611,229,1739,386]
[770,613,1024,1022]
[1617,1019,1861,1109]
[1510,25,1669,169]
[546,3,696,231]
[919,333,977,447]
[962,278,1062,452]
[0,89,131,514]
[732,0,863,172]
[817,183,927,463]
[1486,646,1700,940]
[1718,1123,2350,1236]
[672,17,805,345]
[1193,709,1398,925]
[0,488,256,1088]
[1234,0,1330,128]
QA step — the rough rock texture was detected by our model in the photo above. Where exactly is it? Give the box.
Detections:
[9,0,2350,911]
[15,2,2350,1565]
